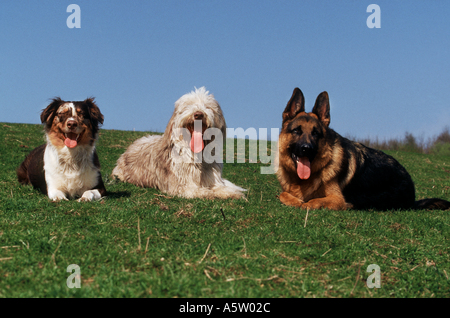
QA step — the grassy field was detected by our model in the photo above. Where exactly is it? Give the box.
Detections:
[1,122,449,298]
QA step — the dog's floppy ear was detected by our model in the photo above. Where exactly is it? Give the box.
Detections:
[283,88,305,123]
[312,91,330,127]
[84,97,104,130]
[41,97,63,130]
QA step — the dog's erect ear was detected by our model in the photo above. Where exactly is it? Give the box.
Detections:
[41,97,63,129]
[312,91,330,127]
[84,97,104,129]
[283,88,305,123]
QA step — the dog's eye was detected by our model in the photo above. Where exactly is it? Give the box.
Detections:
[312,128,322,137]
[292,127,302,135]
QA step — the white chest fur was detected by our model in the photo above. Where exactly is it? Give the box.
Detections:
[43,143,100,200]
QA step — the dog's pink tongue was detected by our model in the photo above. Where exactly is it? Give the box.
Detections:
[297,157,311,180]
[190,130,204,153]
[64,133,78,149]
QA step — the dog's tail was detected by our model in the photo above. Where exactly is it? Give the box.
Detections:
[414,198,450,210]
[17,160,30,185]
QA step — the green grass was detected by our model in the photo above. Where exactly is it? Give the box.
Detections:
[1,122,449,298]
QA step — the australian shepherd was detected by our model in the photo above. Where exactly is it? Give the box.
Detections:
[17,97,106,202]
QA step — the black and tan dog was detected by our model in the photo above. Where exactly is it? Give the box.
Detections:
[276,87,450,211]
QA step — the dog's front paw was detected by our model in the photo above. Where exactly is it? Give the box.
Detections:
[228,190,246,200]
[48,189,68,202]
[218,180,247,199]
[78,189,102,202]
[301,201,323,210]
[211,185,246,200]
[301,197,348,211]
[279,192,304,207]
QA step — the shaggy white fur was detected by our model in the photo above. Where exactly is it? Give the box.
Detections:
[112,87,245,199]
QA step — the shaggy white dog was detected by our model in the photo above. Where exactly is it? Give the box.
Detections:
[112,87,245,199]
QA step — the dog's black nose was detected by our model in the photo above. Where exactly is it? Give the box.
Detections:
[194,112,204,120]
[299,144,314,157]
[301,144,311,151]
[67,120,77,129]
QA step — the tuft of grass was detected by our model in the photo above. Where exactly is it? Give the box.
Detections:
[0,122,449,298]
[350,126,450,156]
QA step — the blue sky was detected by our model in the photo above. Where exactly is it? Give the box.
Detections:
[1,1,449,141]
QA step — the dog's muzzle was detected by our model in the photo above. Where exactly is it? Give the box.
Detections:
[291,143,316,162]
[290,143,317,180]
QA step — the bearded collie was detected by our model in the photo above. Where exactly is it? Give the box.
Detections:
[17,97,106,201]
[112,87,245,199]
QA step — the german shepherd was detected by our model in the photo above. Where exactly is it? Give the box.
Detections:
[276,87,450,211]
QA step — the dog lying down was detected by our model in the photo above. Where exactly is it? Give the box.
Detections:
[17,97,106,202]
[112,87,245,199]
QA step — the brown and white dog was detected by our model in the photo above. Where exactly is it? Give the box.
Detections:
[112,87,245,199]
[17,97,106,201]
